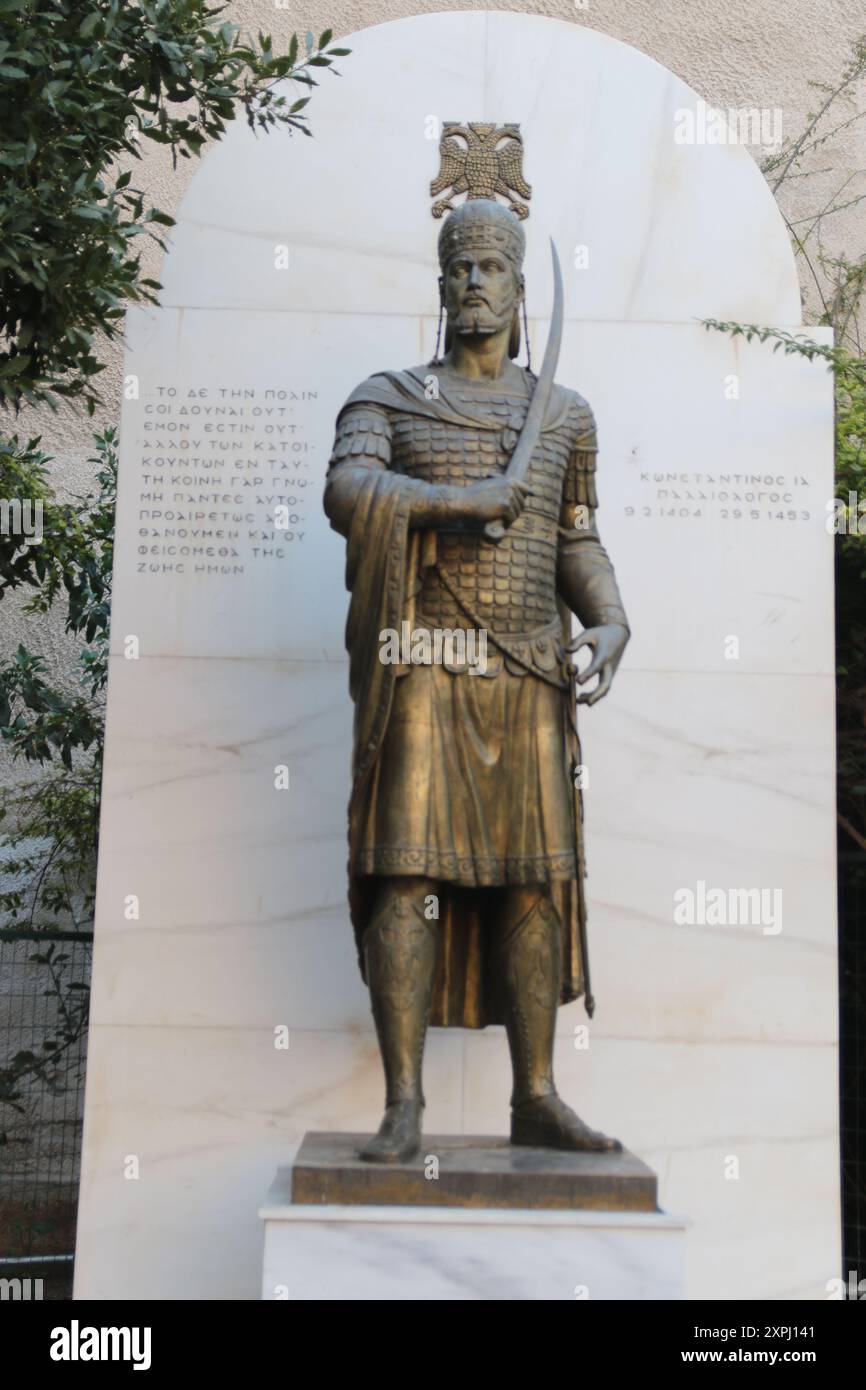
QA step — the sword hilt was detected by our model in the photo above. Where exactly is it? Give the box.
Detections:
[483,519,507,543]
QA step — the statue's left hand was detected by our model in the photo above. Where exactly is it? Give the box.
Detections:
[567,624,629,706]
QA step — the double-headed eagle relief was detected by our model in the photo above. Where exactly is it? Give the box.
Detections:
[324,120,630,1165]
[430,121,532,220]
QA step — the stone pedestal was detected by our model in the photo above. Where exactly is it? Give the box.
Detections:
[259,1134,685,1300]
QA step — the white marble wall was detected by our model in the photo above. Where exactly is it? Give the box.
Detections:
[74,13,838,1301]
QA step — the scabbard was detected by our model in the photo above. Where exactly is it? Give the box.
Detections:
[566,666,595,1018]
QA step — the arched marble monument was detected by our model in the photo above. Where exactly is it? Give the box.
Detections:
[75,11,837,1300]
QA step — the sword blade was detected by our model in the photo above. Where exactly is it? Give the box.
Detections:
[484,237,565,542]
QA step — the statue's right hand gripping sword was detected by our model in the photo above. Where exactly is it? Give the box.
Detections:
[484,237,565,543]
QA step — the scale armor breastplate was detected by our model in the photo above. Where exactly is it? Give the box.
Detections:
[390,387,574,636]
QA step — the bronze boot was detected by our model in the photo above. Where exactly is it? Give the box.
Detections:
[496,893,622,1154]
[360,890,438,1164]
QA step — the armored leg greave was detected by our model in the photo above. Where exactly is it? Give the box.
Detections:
[495,889,622,1153]
[364,888,439,1105]
[360,883,439,1163]
[494,892,561,1108]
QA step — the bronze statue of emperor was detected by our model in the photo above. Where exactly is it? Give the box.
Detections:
[324,197,630,1163]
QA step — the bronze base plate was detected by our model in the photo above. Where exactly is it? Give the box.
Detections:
[290,1131,658,1212]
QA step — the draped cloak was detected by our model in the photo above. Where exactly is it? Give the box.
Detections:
[332,367,592,1028]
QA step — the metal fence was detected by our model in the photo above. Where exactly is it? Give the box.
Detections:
[0,929,92,1300]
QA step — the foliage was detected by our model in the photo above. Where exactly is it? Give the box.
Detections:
[0,938,92,1119]
[0,432,115,1117]
[0,0,347,411]
[705,33,866,848]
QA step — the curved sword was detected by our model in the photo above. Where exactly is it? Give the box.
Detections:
[484,236,565,542]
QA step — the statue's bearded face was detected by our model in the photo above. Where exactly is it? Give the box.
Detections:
[442,248,522,338]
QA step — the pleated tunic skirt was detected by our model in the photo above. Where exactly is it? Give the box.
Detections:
[354,661,578,887]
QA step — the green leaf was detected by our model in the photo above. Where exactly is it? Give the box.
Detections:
[0,355,32,378]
